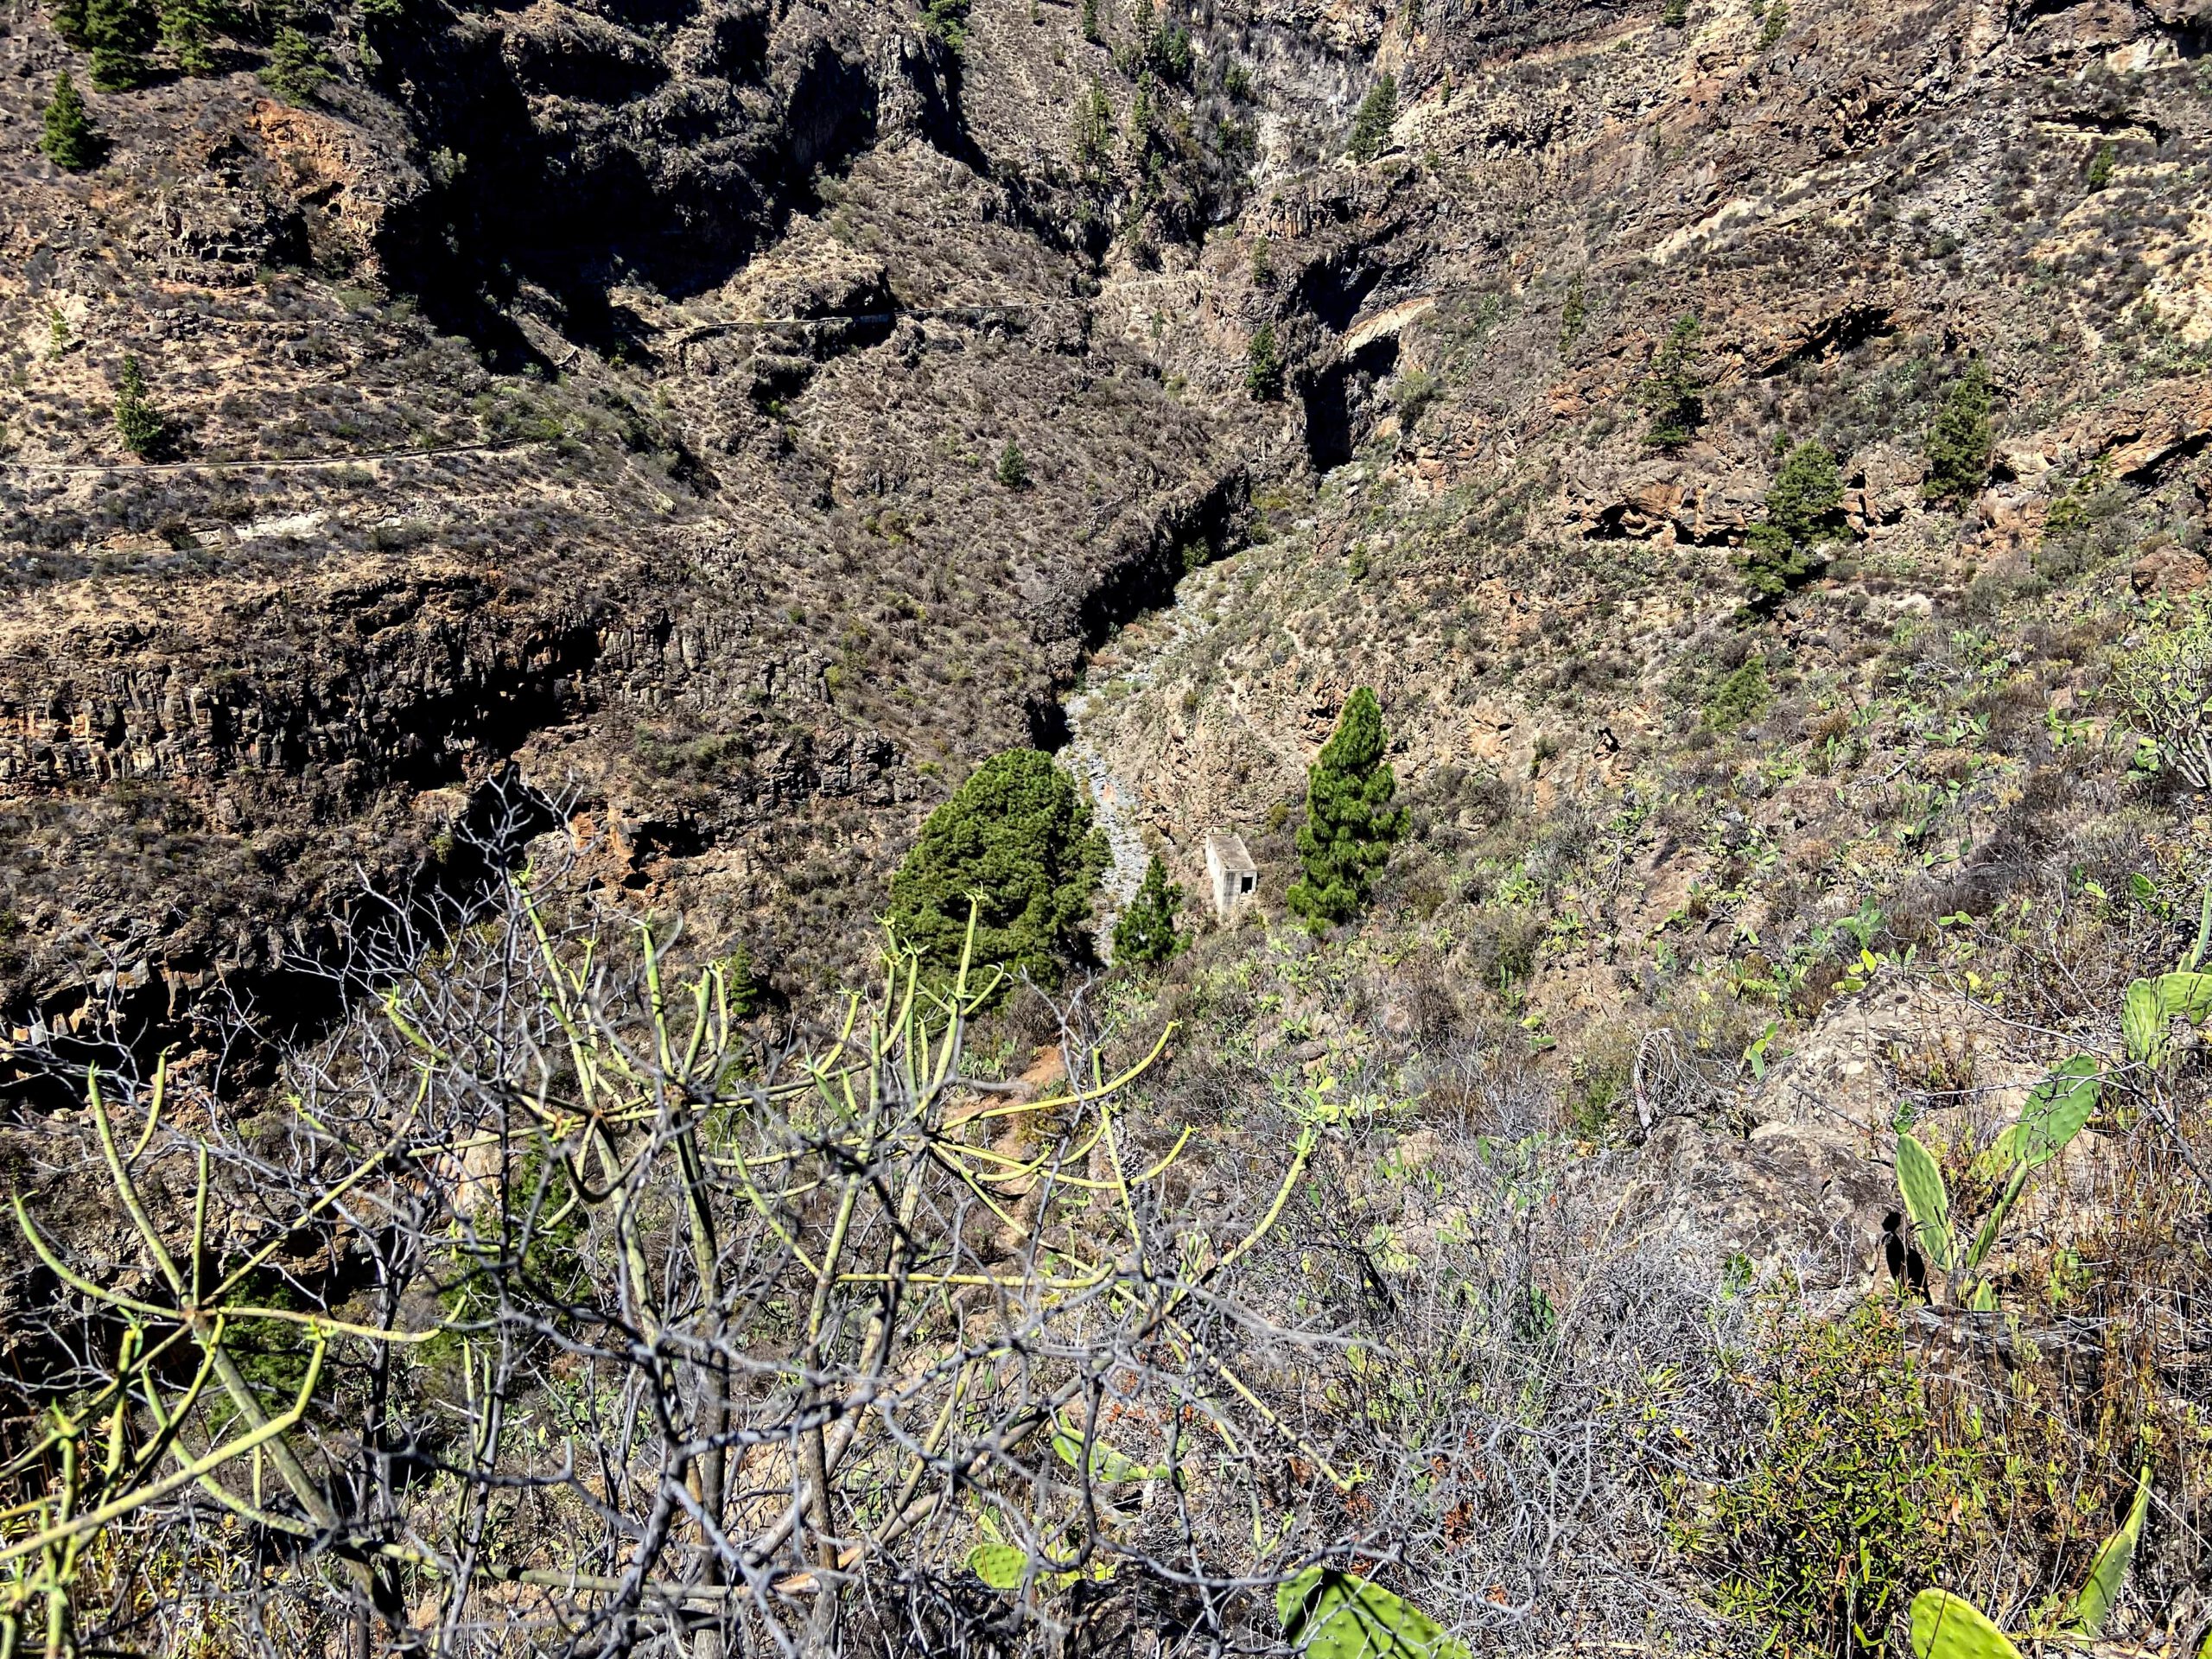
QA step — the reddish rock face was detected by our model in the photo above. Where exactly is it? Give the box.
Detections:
[2132,541,2209,598]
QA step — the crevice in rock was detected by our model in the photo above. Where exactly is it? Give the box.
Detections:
[1303,334,1401,474]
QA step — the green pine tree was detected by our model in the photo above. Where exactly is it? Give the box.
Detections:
[1923,362,1993,508]
[1113,855,1183,966]
[39,71,101,170]
[887,749,1109,992]
[261,24,330,102]
[922,0,969,51]
[86,0,154,89]
[1246,321,1283,401]
[1559,279,1587,350]
[113,353,168,458]
[52,0,89,46]
[1347,73,1396,162]
[159,0,224,74]
[1640,315,1703,447]
[1287,688,1407,931]
[1079,0,1100,42]
[1742,439,1844,606]
[995,439,1028,488]
[1071,77,1112,170]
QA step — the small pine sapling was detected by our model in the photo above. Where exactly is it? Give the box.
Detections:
[1346,73,1396,162]
[1287,687,1406,931]
[113,353,169,457]
[1113,855,1183,966]
[39,71,102,170]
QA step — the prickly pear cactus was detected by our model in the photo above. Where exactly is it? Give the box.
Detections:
[2070,1465,2152,1637]
[2125,979,2168,1066]
[2015,1054,2100,1166]
[967,1543,1029,1591]
[1276,1567,1471,1659]
[2159,969,2212,1024]
[1909,1590,2019,1659]
[1895,1133,1955,1270]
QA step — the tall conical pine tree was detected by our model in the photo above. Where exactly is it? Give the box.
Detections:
[1287,687,1406,931]
[1113,855,1183,966]
[40,72,100,170]
[113,353,168,457]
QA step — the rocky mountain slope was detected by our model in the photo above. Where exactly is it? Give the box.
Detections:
[3,0,2212,1649]
[9,0,2197,1049]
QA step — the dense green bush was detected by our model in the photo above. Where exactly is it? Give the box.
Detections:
[261,25,330,103]
[112,354,168,458]
[85,0,153,90]
[1071,77,1112,170]
[1246,321,1284,401]
[922,0,969,51]
[887,749,1109,990]
[158,0,222,73]
[1704,655,1773,731]
[1681,1302,1986,1657]
[1288,688,1407,931]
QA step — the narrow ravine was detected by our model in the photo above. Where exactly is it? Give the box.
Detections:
[1064,562,1226,958]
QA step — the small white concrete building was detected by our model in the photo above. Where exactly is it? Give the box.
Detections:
[1204,830,1258,923]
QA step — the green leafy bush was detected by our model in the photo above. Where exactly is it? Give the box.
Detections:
[921,0,969,50]
[38,72,101,171]
[1288,688,1407,931]
[1681,1302,1986,1657]
[887,748,1109,991]
[112,353,168,458]
[1559,280,1587,349]
[2107,608,2212,788]
[995,439,1028,489]
[85,0,153,90]
[1071,77,1112,169]
[158,0,223,73]
[260,25,330,103]
[1704,655,1773,731]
